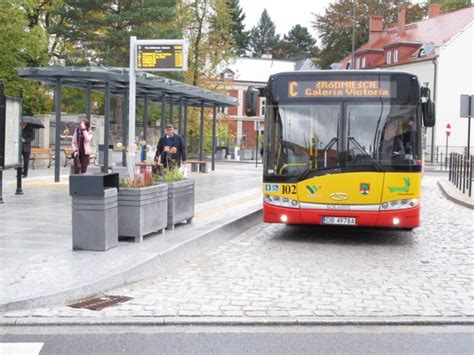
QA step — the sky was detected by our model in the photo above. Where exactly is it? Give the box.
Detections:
[238,0,333,39]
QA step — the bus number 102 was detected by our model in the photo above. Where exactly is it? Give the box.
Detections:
[282,185,297,195]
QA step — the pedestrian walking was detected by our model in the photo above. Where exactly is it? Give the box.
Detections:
[20,122,35,178]
[71,119,93,174]
[155,124,186,169]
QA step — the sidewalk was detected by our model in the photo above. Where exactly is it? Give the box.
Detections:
[437,177,474,209]
[0,163,263,312]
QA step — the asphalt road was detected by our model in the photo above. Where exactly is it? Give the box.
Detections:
[1,325,473,354]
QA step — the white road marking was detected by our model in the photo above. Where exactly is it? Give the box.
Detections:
[0,343,44,355]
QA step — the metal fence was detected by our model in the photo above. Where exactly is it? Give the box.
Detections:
[425,145,473,164]
[186,135,263,160]
[449,153,473,197]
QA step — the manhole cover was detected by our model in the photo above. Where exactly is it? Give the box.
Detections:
[68,295,132,311]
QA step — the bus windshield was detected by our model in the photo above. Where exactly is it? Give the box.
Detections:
[264,102,421,178]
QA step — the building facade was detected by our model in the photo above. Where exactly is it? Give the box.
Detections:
[214,56,317,158]
[340,5,474,160]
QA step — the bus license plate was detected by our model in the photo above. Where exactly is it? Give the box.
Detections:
[322,216,356,225]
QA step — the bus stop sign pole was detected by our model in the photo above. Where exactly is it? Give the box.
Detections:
[129,37,188,177]
[460,95,473,156]
[445,123,451,169]
[128,36,137,179]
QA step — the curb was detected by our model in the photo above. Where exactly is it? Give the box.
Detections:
[0,208,263,312]
[1,316,473,327]
[437,181,474,210]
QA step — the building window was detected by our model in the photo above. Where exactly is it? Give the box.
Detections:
[362,57,366,68]
[386,51,392,64]
[260,99,266,116]
[356,57,360,69]
[393,49,399,63]
[220,69,234,81]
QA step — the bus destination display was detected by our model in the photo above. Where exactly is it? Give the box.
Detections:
[288,80,395,98]
[137,44,184,70]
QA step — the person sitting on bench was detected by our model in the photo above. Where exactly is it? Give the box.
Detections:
[155,124,186,169]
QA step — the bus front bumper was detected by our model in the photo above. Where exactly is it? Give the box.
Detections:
[263,202,420,229]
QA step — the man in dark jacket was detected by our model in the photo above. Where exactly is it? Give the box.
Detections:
[155,124,186,168]
[21,122,35,178]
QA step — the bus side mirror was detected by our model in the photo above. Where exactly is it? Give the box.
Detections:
[422,100,436,127]
[245,86,259,117]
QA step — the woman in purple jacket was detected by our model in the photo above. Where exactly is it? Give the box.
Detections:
[71,119,93,174]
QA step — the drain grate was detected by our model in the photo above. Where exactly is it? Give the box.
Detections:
[68,295,132,311]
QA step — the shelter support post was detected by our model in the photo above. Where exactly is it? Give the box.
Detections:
[103,82,110,173]
[178,98,183,135]
[169,99,174,127]
[161,94,166,136]
[54,78,62,183]
[212,106,217,171]
[143,93,148,161]
[0,81,3,203]
[183,100,188,150]
[199,102,205,161]
[16,89,23,194]
[86,82,92,120]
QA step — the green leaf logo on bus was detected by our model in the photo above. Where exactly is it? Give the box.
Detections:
[388,178,410,193]
[306,184,321,196]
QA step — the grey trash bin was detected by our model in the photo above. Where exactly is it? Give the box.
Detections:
[70,173,119,251]
[98,144,114,165]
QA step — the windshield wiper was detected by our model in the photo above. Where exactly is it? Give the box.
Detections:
[297,137,339,181]
[347,136,383,172]
[316,137,338,161]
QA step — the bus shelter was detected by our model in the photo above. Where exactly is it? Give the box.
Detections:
[17,67,236,182]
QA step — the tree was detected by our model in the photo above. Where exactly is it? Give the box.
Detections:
[177,0,235,145]
[51,0,180,67]
[0,0,52,114]
[179,0,234,86]
[227,0,249,56]
[313,0,425,69]
[249,9,279,57]
[274,25,317,60]
[49,0,181,118]
[20,0,65,64]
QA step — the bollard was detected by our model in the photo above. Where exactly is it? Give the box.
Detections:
[15,167,23,195]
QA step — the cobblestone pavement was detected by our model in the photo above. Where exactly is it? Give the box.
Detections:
[3,176,473,321]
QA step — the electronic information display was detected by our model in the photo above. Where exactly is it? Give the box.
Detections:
[136,44,186,71]
[288,80,395,98]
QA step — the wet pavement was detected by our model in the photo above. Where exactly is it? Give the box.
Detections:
[0,163,262,311]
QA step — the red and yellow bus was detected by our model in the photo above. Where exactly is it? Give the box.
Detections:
[246,71,435,229]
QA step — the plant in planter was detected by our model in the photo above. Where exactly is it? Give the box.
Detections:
[118,170,168,242]
[157,168,195,230]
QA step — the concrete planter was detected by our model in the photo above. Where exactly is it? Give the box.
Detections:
[118,183,168,242]
[166,179,195,230]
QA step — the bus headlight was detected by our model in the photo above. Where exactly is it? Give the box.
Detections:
[380,198,419,211]
[264,194,300,209]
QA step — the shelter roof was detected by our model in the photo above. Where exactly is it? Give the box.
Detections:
[17,66,236,107]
